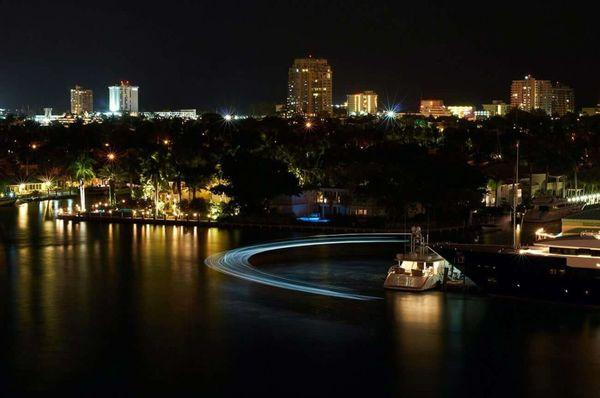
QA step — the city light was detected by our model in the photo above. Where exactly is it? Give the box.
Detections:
[305,121,312,129]
[385,110,396,119]
[107,152,116,161]
[223,114,233,121]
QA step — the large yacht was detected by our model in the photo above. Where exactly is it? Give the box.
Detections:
[433,233,600,303]
[524,196,583,223]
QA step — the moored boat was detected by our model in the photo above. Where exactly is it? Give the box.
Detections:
[384,226,452,292]
[433,233,600,303]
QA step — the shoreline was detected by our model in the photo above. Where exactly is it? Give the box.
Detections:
[56,213,470,234]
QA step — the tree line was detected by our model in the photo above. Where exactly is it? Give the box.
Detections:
[1,110,599,223]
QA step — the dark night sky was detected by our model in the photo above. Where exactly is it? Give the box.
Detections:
[1,0,599,113]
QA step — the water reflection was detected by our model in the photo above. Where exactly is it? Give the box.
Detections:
[2,200,600,397]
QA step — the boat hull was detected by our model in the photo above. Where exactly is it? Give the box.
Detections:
[384,273,440,292]
[433,244,600,303]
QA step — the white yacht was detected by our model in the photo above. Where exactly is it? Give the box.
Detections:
[384,227,449,292]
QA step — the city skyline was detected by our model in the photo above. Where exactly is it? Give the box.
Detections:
[1,1,599,112]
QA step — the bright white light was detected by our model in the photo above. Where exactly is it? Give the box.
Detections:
[385,110,396,118]
[204,234,409,300]
[224,114,233,121]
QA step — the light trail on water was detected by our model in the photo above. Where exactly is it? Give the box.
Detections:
[204,233,408,301]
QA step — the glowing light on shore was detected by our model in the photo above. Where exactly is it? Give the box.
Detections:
[204,234,408,300]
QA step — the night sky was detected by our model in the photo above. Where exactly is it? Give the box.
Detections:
[1,0,598,113]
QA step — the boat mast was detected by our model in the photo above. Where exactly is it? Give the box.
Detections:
[513,140,520,249]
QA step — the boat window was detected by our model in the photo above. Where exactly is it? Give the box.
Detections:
[549,247,578,255]
[548,247,600,257]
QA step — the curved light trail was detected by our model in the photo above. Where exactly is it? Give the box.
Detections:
[204,233,408,301]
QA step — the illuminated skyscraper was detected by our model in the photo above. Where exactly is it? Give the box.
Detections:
[347,91,378,116]
[70,85,93,114]
[510,75,552,114]
[108,81,139,114]
[551,82,575,116]
[287,57,333,117]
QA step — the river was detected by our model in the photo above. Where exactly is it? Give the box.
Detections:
[1,200,600,397]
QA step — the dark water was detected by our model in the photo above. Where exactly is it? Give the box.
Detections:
[1,201,600,397]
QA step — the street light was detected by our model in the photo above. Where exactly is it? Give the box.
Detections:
[305,121,312,129]
[107,152,116,161]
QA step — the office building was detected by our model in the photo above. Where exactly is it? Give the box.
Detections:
[419,99,451,118]
[109,81,139,114]
[287,57,333,117]
[70,85,93,115]
[510,75,552,114]
[346,91,378,116]
[551,82,575,116]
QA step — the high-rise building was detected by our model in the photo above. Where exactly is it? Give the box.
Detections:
[70,85,93,115]
[346,91,378,116]
[108,81,139,114]
[551,82,575,116]
[419,99,451,118]
[482,100,510,117]
[510,75,552,114]
[287,57,333,117]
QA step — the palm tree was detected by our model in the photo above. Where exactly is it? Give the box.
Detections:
[140,149,173,217]
[69,154,95,212]
[98,163,126,205]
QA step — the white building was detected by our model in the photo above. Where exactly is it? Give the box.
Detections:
[109,81,139,114]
